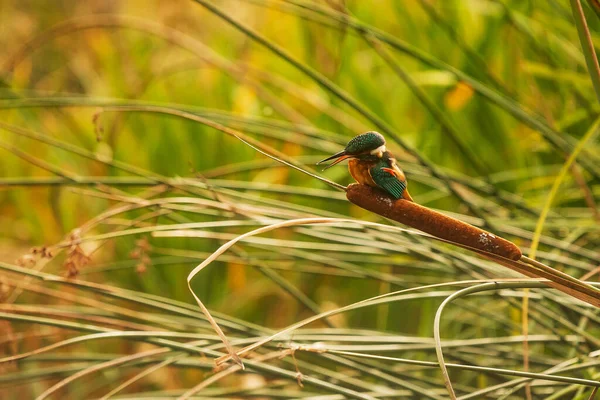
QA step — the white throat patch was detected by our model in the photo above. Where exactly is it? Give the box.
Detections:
[370,144,386,156]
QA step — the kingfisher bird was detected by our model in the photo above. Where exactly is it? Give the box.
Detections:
[317,131,414,201]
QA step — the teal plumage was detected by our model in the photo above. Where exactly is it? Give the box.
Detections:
[370,160,407,199]
[369,152,410,200]
[345,131,385,154]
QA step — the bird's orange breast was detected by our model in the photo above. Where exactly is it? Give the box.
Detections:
[348,159,377,187]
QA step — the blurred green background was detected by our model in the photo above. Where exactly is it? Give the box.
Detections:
[1,1,599,399]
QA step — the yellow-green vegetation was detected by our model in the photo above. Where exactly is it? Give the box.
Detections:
[1,1,600,399]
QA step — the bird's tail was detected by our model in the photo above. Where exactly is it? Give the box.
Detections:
[402,189,414,202]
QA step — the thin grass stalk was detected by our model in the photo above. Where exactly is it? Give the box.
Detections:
[571,0,600,102]
[324,350,600,389]
[98,357,178,400]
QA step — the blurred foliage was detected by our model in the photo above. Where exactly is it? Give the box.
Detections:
[0,0,599,399]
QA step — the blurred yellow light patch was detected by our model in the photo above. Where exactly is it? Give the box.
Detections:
[445,81,474,111]
[514,125,549,152]
[412,70,456,87]
[254,166,289,185]
[233,86,259,114]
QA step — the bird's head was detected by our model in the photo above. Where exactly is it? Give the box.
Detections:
[317,131,386,170]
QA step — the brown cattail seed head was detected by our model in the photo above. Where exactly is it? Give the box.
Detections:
[346,184,522,260]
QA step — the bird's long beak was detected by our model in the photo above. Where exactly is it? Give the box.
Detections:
[316,150,351,171]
